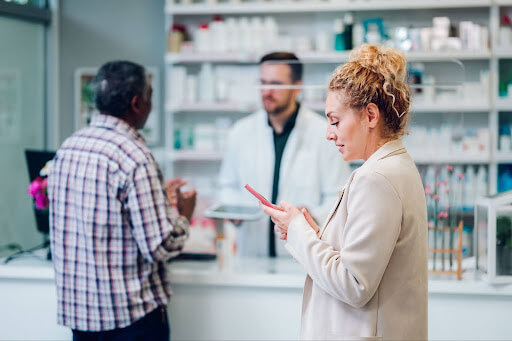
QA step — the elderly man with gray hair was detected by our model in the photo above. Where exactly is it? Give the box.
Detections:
[48,60,196,340]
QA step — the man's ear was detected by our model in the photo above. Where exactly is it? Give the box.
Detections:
[365,103,380,129]
[293,80,303,95]
[131,95,140,113]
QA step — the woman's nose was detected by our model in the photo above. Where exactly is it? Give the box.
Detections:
[326,127,336,141]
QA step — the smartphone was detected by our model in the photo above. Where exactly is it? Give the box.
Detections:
[244,184,284,211]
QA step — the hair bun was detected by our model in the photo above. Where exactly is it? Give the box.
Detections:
[349,44,407,81]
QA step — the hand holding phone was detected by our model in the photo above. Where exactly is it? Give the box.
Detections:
[244,184,284,211]
[301,208,320,234]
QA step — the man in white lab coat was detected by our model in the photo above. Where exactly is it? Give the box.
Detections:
[218,52,350,257]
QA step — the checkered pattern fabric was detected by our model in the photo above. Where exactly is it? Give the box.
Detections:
[48,114,188,331]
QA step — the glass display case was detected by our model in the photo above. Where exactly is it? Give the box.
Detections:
[475,190,512,283]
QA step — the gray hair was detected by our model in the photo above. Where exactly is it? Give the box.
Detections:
[93,60,148,118]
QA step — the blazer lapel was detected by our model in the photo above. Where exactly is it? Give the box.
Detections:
[318,170,357,238]
[317,140,406,239]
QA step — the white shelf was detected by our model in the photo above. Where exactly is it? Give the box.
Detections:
[349,154,491,166]
[165,52,254,64]
[412,154,491,164]
[412,102,491,113]
[168,102,259,113]
[166,0,491,15]
[495,0,512,6]
[494,47,512,58]
[407,50,491,61]
[166,50,491,64]
[296,51,350,63]
[305,101,491,113]
[495,98,512,111]
[495,152,512,163]
[172,150,224,161]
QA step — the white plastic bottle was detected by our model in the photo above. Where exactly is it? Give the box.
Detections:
[251,17,264,53]
[475,165,488,200]
[199,63,214,102]
[239,17,251,53]
[211,16,227,53]
[464,166,476,208]
[195,23,210,52]
[263,16,278,52]
[169,66,187,105]
[226,17,240,52]
[353,22,364,49]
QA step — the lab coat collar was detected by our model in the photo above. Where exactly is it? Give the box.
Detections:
[266,102,300,135]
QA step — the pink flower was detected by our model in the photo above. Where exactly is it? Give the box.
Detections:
[428,221,433,228]
[425,185,432,195]
[437,181,441,187]
[442,180,448,186]
[41,177,48,190]
[445,205,450,211]
[34,193,49,210]
[27,178,44,198]
[438,211,448,219]
[446,165,454,172]
[458,173,465,180]
[435,195,441,201]
[444,188,450,194]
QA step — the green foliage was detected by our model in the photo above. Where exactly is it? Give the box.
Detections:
[497,216,512,249]
[81,80,95,108]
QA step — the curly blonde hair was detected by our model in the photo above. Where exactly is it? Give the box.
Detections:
[329,44,411,139]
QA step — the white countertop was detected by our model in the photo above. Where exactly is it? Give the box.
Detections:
[2,255,512,296]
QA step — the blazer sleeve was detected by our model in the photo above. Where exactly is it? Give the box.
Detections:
[285,171,402,308]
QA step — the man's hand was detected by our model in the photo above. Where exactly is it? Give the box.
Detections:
[177,188,196,222]
[166,178,187,207]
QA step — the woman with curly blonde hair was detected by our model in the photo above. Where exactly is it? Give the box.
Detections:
[260,44,428,340]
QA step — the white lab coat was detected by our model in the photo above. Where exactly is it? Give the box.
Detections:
[218,105,350,257]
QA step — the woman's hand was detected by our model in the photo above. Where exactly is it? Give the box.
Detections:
[259,200,300,241]
[301,208,320,235]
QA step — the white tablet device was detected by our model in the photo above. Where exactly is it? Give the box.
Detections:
[203,203,264,221]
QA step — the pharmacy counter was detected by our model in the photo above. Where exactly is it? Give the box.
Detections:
[1,257,512,340]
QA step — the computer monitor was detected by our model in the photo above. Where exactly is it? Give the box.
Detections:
[24,149,55,235]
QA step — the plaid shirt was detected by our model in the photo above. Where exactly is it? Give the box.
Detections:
[48,114,189,331]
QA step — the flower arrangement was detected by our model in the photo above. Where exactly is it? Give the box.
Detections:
[424,164,465,271]
[27,160,53,210]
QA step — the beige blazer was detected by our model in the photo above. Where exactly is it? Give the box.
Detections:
[285,139,428,340]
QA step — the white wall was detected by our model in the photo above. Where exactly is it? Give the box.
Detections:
[58,0,166,144]
[0,16,46,250]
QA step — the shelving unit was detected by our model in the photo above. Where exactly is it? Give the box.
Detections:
[162,0,512,201]
[165,0,491,15]
[168,102,258,113]
[166,50,492,64]
[495,152,512,163]
[304,100,492,113]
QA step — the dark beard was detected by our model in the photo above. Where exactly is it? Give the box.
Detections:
[266,102,292,116]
